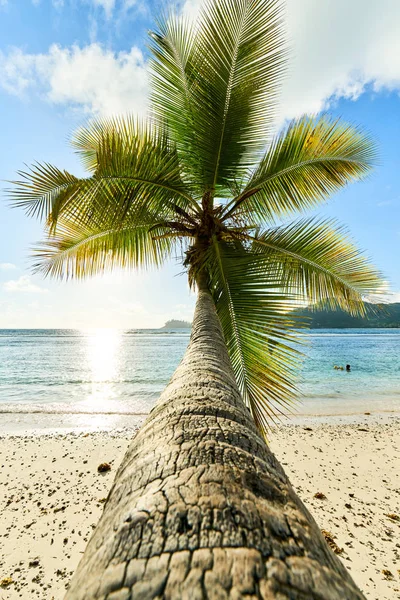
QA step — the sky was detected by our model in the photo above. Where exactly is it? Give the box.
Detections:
[0,0,399,328]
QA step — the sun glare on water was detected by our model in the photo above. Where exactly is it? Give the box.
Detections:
[82,328,123,410]
[86,328,122,383]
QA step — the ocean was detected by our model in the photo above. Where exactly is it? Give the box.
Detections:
[0,328,398,432]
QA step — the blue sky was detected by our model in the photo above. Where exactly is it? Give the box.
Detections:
[0,0,399,328]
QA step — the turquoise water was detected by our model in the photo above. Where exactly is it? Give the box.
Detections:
[299,329,399,416]
[0,329,398,426]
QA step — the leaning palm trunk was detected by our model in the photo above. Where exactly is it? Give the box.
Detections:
[66,287,364,600]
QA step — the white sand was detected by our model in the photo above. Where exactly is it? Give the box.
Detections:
[0,417,399,599]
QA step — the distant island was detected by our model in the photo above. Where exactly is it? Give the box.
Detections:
[161,319,192,329]
[160,303,400,330]
[293,302,400,328]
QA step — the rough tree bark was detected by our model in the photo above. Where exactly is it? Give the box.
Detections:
[65,286,365,600]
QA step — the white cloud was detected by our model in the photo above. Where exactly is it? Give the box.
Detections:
[1,1,400,120]
[181,0,400,121]
[280,0,400,120]
[4,276,49,294]
[369,291,400,304]
[181,0,200,20]
[377,198,400,207]
[172,303,194,322]
[92,0,115,19]
[366,279,400,304]
[0,263,17,270]
[123,0,139,8]
[0,43,148,116]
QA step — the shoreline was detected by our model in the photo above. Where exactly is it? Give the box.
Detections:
[0,407,398,435]
[0,421,399,599]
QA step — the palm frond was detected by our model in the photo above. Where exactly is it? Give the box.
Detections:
[149,0,286,195]
[248,218,382,315]
[9,116,199,232]
[206,237,304,431]
[149,13,199,182]
[32,219,181,279]
[8,164,80,221]
[224,115,377,223]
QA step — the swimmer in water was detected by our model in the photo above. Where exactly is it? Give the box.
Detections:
[346,364,351,372]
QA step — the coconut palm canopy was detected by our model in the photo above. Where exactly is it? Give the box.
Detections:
[9,0,381,431]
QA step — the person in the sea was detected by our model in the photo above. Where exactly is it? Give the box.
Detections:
[346,364,351,372]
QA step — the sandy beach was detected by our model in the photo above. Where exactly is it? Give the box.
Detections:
[0,416,399,600]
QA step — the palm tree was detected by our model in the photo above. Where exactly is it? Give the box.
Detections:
[10,0,381,597]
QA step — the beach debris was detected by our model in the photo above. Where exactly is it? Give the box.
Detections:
[345,503,353,509]
[56,569,67,579]
[314,492,327,500]
[357,428,369,432]
[0,577,14,588]
[97,463,111,473]
[385,513,399,521]
[381,569,394,580]
[364,412,371,415]
[28,559,40,568]
[98,497,107,503]
[383,529,393,539]
[321,530,343,555]
[303,427,313,431]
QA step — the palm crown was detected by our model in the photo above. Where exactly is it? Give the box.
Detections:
[10,0,381,430]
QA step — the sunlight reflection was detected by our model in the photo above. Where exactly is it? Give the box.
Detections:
[86,328,121,383]
[83,328,122,408]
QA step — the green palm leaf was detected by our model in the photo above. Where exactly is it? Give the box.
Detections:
[248,218,381,315]
[32,219,179,279]
[206,237,303,430]
[9,117,199,232]
[223,115,377,223]
[8,163,80,221]
[195,0,285,189]
[150,0,286,195]
[149,14,198,180]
